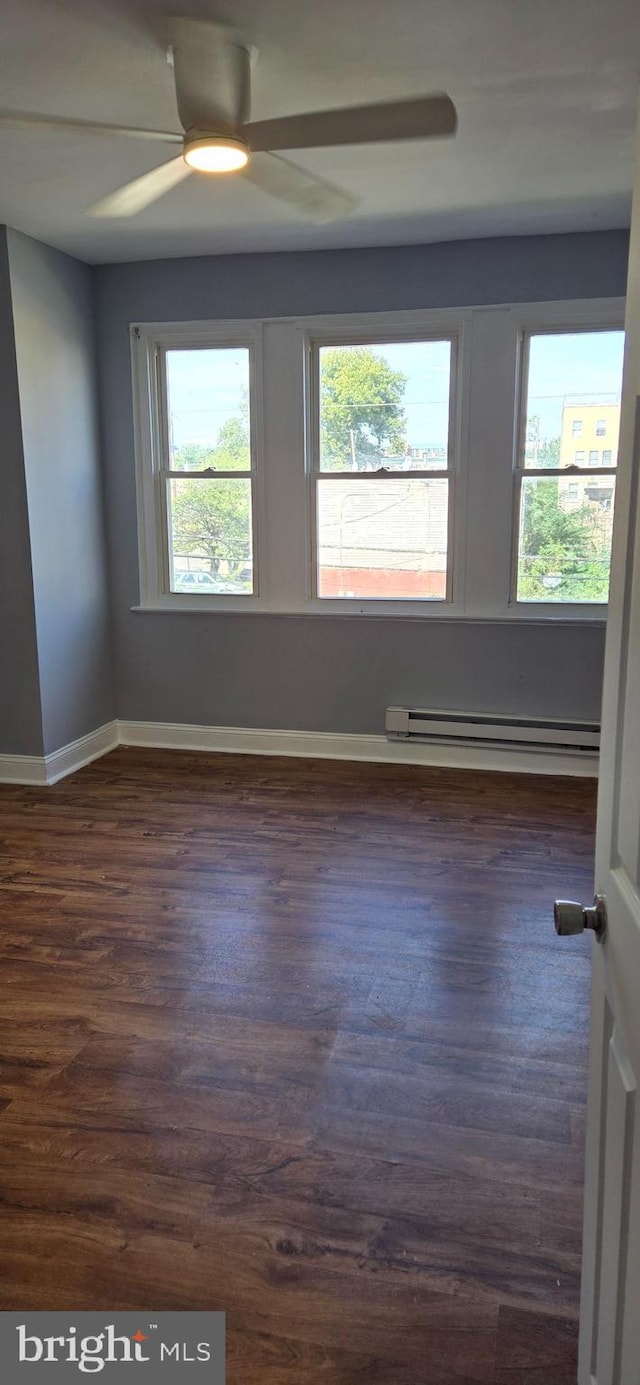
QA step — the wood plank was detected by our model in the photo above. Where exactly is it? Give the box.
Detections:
[0,750,595,1381]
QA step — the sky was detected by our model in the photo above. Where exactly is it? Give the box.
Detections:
[166,340,452,453]
[526,330,625,440]
[166,329,625,456]
[167,348,249,454]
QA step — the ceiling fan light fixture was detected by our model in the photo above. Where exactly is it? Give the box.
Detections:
[183,134,250,173]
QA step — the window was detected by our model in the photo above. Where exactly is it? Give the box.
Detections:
[515,329,624,604]
[164,347,255,595]
[132,324,262,608]
[132,303,623,620]
[311,339,454,601]
[596,418,606,435]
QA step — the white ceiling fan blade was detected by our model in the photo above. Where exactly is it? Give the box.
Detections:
[87,156,191,218]
[0,108,183,144]
[245,94,457,152]
[241,153,357,222]
[167,17,252,135]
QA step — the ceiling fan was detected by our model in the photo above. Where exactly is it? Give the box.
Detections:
[0,17,457,222]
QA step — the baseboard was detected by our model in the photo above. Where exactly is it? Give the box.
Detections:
[44,721,119,785]
[0,722,118,787]
[118,720,598,778]
[0,753,48,786]
[0,717,598,787]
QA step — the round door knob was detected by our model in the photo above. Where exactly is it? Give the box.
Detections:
[554,894,607,941]
[554,900,586,936]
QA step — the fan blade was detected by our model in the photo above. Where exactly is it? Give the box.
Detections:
[0,108,183,144]
[167,17,252,136]
[242,153,356,222]
[87,156,191,217]
[245,94,457,152]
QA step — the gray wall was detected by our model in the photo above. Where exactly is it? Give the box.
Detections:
[96,231,628,734]
[0,229,43,755]
[7,230,114,755]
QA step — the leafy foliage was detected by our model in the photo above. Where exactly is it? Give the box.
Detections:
[538,436,560,469]
[525,418,560,470]
[170,415,252,583]
[518,477,611,602]
[320,347,407,469]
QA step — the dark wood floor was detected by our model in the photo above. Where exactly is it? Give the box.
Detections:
[0,749,596,1383]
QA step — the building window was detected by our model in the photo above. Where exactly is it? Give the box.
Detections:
[572,419,583,435]
[596,418,606,435]
[514,329,624,605]
[311,338,455,601]
[132,324,262,609]
[602,449,613,464]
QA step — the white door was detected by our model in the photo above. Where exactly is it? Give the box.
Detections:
[570,106,640,1385]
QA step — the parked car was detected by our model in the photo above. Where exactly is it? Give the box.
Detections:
[173,571,218,593]
[173,571,245,595]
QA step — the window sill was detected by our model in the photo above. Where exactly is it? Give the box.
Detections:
[131,601,607,626]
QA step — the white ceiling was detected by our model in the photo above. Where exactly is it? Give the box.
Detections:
[0,0,638,264]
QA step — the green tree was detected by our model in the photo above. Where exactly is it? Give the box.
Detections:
[518,479,610,602]
[320,347,407,469]
[170,413,252,584]
[213,416,250,470]
[171,441,213,472]
[538,436,560,469]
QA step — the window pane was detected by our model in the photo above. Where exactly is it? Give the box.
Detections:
[318,340,451,472]
[166,347,251,473]
[517,475,616,603]
[317,477,448,600]
[523,330,624,469]
[168,477,253,594]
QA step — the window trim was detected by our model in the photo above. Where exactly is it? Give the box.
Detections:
[509,312,624,617]
[131,299,624,622]
[305,328,459,610]
[132,320,267,612]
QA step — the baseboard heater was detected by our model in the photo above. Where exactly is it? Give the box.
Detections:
[385,706,600,755]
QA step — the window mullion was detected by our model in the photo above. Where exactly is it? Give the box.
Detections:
[154,346,172,597]
[260,321,309,610]
[462,308,520,616]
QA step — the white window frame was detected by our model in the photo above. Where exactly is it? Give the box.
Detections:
[130,298,623,623]
[303,320,464,615]
[131,320,266,612]
[509,307,624,618]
